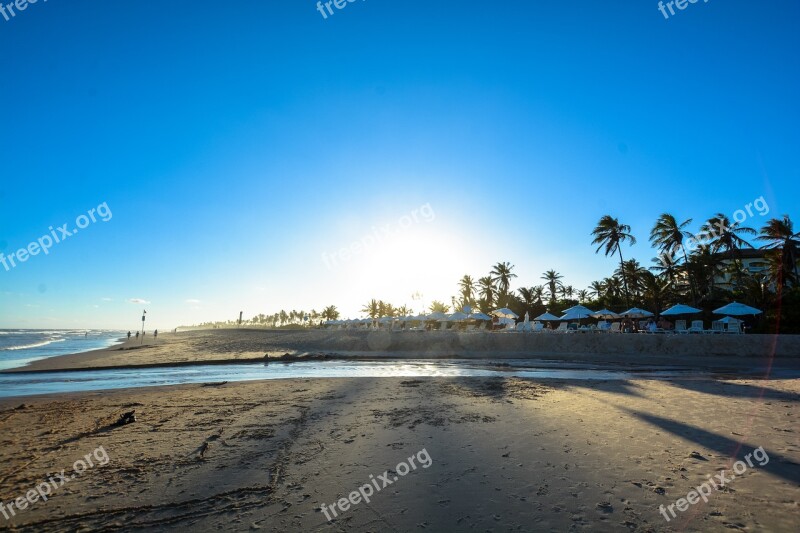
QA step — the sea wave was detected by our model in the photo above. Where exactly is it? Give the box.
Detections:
[1,338,67,351]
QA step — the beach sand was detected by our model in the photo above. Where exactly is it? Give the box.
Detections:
[1,330,799,531]
[0,376,798,531]
[9,329,800,373]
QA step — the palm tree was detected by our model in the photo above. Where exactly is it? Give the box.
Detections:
[561,285,575,300]
[588,281,605,300]
[757,215,800,290]
[577,289,589,303]
[700,214,756,287]
[478,276,495,307]
[429,301,450,313]
[321,305,340,320]
[650,213,697,303]
[701,214,756,254]
[490,262,517,295]
[517,287,538,307]
[361,299,380,318]
[541,270,563,304]
[458,275,477,305]
[592,215,636,306]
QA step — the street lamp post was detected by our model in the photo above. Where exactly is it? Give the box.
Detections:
[141,310,146,344]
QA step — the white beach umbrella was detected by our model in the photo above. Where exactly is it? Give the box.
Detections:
[447,311,469,322]
[713,302,762,316]
[467,312,491,321]
[534,312,561,321]
[661,304,702,316]
[591,309,620,319]
[561,304,595,315]
[620,307,654,318]
[492,308,518,319]
[559,308,593,321]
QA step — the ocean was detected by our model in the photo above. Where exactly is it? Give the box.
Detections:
[0,329,126,371]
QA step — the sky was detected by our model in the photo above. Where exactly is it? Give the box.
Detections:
[1,0,798,330]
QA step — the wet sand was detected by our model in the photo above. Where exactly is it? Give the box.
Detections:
[8,329,800,373]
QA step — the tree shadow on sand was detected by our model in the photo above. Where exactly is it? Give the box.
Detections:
[622,409,800,484]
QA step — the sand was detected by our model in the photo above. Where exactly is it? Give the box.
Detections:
[1,329,799,532]
[9,329,800,373]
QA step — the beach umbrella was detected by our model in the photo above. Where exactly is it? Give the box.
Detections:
[713,302,762,316]
[428,311,448,321]
[378,316,394,324]
[413,314,428,321]
[446,311,469,322]
[534,312,560,321]
[620,307,654,318]
[561,304,595,315]
[718,316,742,324]
[492,308,518,319]
[559,308,593,321]
[467,312,491,321]
[661,304,702,316]
[591,309,620,319]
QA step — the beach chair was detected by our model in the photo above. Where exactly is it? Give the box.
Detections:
[608,322,621,333]
[555,322,568,333]
[675,320,688,334]
[688,320,704,333]
[533,322,544,332]
[726,322,741,334]
[709,321,725,334]
[515,323,525,332]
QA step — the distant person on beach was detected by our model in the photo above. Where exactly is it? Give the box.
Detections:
[127,331,131,340]
[621,315,633,333]
[135,331,139,339]
[154,330,158,339]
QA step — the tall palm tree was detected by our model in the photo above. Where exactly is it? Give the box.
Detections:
[757,215,800,290]
[541,270,563,304]
[458,275,477,305]
[577,289,589,303]
[490,262,517,296]
[701,214,756,254]
[650,213,697,303]
[591,215,636,306]
[478,276,495,307]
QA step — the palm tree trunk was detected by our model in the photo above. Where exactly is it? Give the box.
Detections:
[681,244,697,306]
[617,247,631,307]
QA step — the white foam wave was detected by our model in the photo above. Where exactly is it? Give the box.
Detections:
[1,338,67,351]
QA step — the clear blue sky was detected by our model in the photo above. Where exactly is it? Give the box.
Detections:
[1,0,798,329]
